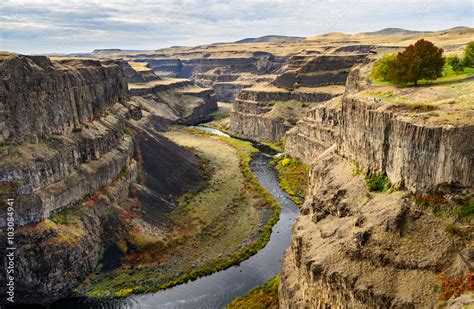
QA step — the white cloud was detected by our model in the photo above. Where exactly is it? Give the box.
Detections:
[0,0,472,54]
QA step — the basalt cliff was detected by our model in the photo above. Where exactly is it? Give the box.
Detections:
[279,53,474,307]
[0,53,205,304]
[1,26,473,307]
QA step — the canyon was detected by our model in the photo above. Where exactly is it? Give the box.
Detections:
[1,26,473,308]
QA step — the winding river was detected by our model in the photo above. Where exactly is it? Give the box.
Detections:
[50,127,300,309]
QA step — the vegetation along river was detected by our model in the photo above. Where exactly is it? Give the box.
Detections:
[50,126,300,309]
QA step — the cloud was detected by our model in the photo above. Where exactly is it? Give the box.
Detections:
[0,0,472,54]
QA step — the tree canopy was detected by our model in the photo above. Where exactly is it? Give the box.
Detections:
[463,41,474,67]
[370,53,396,81]
[389,39,445,86]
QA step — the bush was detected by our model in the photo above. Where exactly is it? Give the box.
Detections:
[389,39,445,86]
[366,172,392,192]
[447,55,465,74]
[463,41,474,67]
[370,54,397,82]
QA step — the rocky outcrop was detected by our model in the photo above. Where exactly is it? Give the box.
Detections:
[339,96,474,194]
[133,59,184,77]
[119,60,160,83]
[10,161,137,304]
[127,53,286,102]
[273,53,369,88]
[280,55,474,307]
[0,54,133,229]
[230,85,345,142]
[129,79,217,127]
[0,54,205,305]
[229,49,371,143]
[178,53,286,79]
[285,96,341,164]
[279,149,473,308]
[0,54,128,143]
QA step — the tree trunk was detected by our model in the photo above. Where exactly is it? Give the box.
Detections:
[414,79,418,86]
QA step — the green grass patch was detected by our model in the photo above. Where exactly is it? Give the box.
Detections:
[352,161,362,176]
[365,172,403,193]
[372,64,474,87]
[271,156,308,206]
[227,276,279,309]
[262,136,286,153]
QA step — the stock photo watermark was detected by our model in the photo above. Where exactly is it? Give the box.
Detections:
[5,198,15,303]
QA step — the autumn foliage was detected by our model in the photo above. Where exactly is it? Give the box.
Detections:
[440,273,474,300]
[389,39,445,85]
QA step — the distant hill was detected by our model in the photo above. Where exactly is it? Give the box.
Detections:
[235,35,304,43]
[360,28,430,36]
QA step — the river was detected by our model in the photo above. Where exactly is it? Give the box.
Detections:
[48,127,300,309]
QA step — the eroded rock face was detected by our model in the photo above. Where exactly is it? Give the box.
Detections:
[285,96,341,164]
[0,54,137,303]
[129,79,218,127]
[0,54,204,305]
[279,151,473,308]
[229,50,370,143]
[0,54,128,143]
[273,54,368,88]
[230,86,343,142]
[339,96,474,194]
[7,162,137,304]
[0,55,134,229]
[128,53,285,102]
[280,55,474,308]
[119,60,160,83]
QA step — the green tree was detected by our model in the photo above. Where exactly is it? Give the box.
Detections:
[370,53,396,81]
[447,55,464,74]
[389,39,445,86]
[463,41,474,67]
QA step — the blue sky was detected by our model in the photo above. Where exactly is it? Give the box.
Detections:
[1,0,472,54]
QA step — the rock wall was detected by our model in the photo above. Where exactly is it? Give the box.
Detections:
[0,55,133,229]
[229,50,370,143]
[339,96,474,194]
[273,54,368,88]
[0,54,205,305]
[279,150,473,308]
[230,111,289,142]
[8,161,137,304]
[119,60,160,83]
[229,86,343,142]
[285,96,341,164]
[0,54,128,143]
[129,79,217,126]
[128,53,285,102]
[280,57,474,308]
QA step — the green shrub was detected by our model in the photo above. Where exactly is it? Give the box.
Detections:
[50,213,66,225]
[366,172,392,192]
[458,199,474,219]
[370,54,397,82]
[447,55,465,74]
[463,41,474,67]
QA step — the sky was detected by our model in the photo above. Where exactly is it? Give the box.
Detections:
[1,0,472,54]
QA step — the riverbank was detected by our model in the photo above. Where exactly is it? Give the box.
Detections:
[227,276,279,308]
[76,126,279,298]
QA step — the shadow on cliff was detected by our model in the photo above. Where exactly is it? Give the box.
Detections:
[131,126,203,226]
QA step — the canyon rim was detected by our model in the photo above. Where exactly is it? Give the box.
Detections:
[0,1,473,308]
